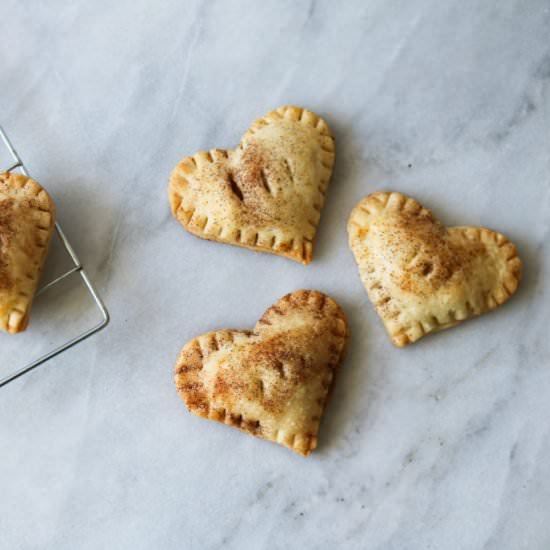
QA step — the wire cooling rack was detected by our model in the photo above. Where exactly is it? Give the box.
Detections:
[0,126,109,388]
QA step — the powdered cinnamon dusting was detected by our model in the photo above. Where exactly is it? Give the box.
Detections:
[374,210,486,295]
[0,199,15,290]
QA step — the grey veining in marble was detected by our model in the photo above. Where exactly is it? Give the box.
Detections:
[1,1,550,549]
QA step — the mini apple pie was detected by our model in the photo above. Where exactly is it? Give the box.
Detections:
[348,191,522,347]
[168,105,335,264]
[0,172,55,334]
[174,290,348,456]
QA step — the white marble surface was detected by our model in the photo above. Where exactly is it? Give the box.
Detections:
[1,1,550,548]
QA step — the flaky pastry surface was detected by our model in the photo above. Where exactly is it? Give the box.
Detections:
[348,191,522,346]
[0,172,55,334]
[168,106,335,264]
[174,290,348,456]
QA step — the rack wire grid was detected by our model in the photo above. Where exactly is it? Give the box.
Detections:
[0,126,109,388]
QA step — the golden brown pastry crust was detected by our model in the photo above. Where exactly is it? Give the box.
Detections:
[174,290,348,456]
[0,172,55,334]
[168,105,335,265]
[348,191,522,347]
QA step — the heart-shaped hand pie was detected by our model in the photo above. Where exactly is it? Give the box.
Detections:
[168,105,335,264]
[0,172,55,333]
[174,290,348,456]
[348,192,522,347]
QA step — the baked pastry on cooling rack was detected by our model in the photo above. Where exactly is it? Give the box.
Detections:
[0,172,55,334]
